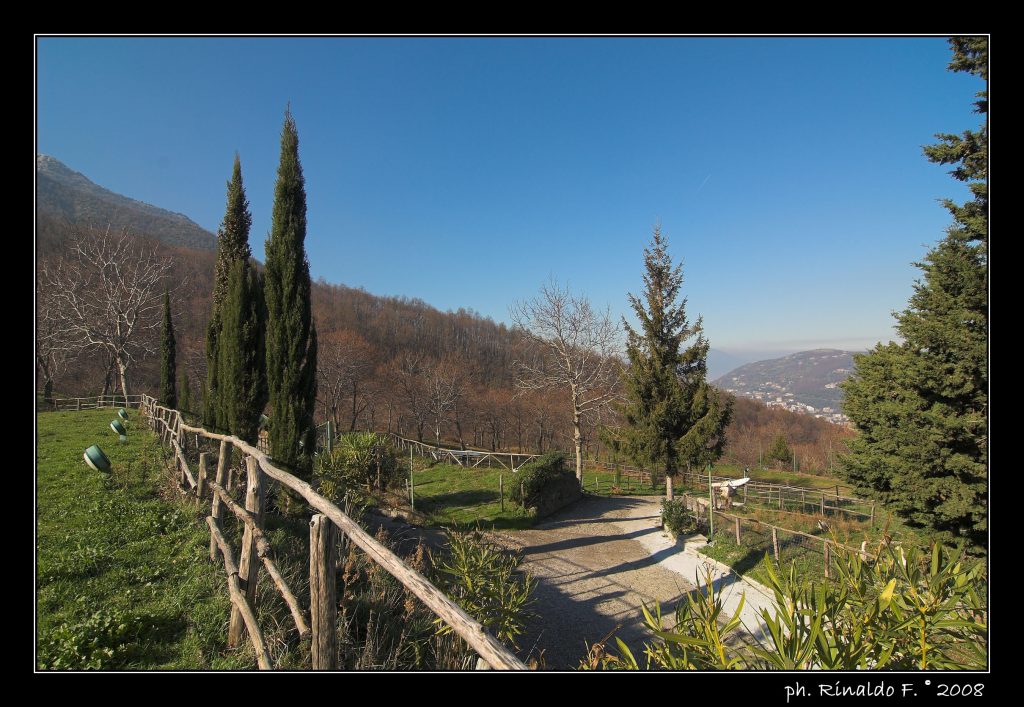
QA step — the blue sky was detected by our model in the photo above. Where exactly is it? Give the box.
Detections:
[36,36,983,359]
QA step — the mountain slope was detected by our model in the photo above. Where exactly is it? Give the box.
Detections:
[36,154,217,251]
[713,349,858,421]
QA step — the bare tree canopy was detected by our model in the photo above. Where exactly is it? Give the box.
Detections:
[37,227,179,398]
[510,279,622,482]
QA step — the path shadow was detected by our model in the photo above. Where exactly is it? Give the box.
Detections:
[517,525,660,557]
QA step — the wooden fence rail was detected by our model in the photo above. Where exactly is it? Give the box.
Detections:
[50,394,143,411]
[380,432,539,471]
[679,492,874,581]
[674,469,873,522]
[140,394,525,671]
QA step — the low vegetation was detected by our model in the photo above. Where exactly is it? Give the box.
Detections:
[38,409,539,670]
[581,540,987,670]
[410,463,534,530]
[36,409,246,669]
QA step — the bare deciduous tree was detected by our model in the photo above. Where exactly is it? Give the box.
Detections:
[317,329,377,431]
[35,271,67,401]
[38,228,178,399]
[510,279,622,482]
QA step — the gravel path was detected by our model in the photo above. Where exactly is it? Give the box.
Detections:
[488,495,699,670]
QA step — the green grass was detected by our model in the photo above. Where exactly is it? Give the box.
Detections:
[412,463,536,530]
[36,408,254,670]
[580,467,666,496]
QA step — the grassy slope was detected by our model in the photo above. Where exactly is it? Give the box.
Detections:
[36,409,253,670]
[412,463,534,530]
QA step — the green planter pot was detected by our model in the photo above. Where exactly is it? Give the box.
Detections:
[110,419,127,436]
[84,445,112,473]
[118,408,129,421]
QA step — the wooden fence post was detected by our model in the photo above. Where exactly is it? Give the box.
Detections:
[210,440,231,562]
[824,541,831,580]
[77,398,81,411]
[499,474,504,513]
[735,517,741,545]
[197,453,209,500]
[820,493,825,516]
[772,527,780,562]
[666,474,674,501]
[870,503,875,526]
[229,456,265,648]
[310,514,338,670]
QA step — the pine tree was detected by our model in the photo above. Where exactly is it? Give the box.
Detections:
[766,433,792,468]
[219,259,268,444]
[264,109,318,477]
[205,154,253,429]
[609,227,732,480]
[159,290,177,409]
[840,37,987,551]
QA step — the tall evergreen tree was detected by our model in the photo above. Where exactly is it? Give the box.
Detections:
[608,227,732,480]
[219,259,268,443]
[766,433,792,468]
[159,290,177,409]
[264,109,318,477]
[179,368,192,415]
[205,154,253,429]
[840,37,987,551]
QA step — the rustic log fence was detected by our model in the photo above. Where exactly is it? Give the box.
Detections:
[381,432,539,471]
[139,394,526,671]
[674,469,874,523]
[50,394,143,411]
[679,492,874,581]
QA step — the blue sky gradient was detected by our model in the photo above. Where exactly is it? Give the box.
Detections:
[36,36,984,356]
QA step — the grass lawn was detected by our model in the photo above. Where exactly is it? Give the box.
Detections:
[412,463,535,530]
[580,467,666,497]
[36,408,254,670]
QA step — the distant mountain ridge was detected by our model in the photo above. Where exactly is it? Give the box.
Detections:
[36,154,217,251]
[713,349,859,423]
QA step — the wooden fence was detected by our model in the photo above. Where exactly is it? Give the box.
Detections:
[140,394,526,671]
[674,469,874,523]
[679,492,874,580]
[50,394,142,411]
[381,432,539,472]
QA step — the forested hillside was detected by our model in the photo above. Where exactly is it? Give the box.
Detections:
[36,212,848,474]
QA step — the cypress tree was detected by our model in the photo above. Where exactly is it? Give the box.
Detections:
[219,259,268,443]
[205,154,253,429]
[179,368,192,415]
[840,37,987,551]
[159,290,177,409]
[609,227,732,481]
[264,109,318,477]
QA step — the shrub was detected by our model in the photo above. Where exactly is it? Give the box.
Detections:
[432,530,536,658]
[661,499,699,536]
[510,451,572,508]
[579,539,987,671]
[315,432,400,504]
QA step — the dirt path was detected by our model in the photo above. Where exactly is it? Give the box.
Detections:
[488,495,698,670]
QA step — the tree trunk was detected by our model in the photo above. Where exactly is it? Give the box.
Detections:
[117,357,130,400]
[573,411,583,484]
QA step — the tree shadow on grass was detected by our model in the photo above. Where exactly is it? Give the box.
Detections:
[419,489,499,509]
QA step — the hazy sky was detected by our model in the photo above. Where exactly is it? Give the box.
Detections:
[36,36,983,354]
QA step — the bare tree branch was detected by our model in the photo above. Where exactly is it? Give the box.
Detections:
[37,227,179,398]
[510,278,622,481]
